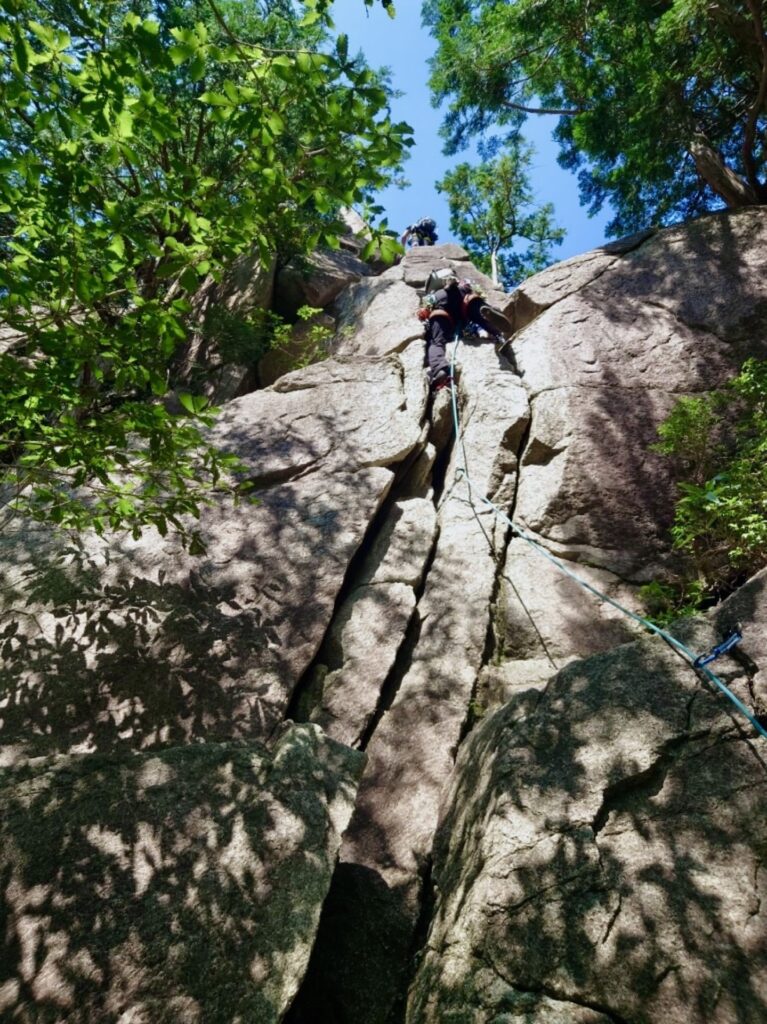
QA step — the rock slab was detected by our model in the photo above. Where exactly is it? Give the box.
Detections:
[0,724,365,1024]
[407,574,767,1024]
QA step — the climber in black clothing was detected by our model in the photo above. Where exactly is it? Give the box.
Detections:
[401,217,438,247]
[424,278,515,391]
[424,276,463,389]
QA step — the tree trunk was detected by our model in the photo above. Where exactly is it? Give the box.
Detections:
[490,249,499,287]
[690,137,760,208]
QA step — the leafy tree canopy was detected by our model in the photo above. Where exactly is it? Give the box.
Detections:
[424,0,767,236]
[436,138,564,288]
[0,0,411,542]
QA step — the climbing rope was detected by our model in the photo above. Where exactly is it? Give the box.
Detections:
[447,340,767,741]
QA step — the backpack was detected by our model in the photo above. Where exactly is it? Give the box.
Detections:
[416,217,436,235]
[423,268,457,296]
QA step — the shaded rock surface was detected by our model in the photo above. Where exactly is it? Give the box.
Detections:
[478,542,646,712]
[178,250,277,405]
[0,724,364,1024]
[274,248,371,319]
[0,357,424,764]
[308,497,438,749]
[407,571,767,1024]
[513,209,767,579]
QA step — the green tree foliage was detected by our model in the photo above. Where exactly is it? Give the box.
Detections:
[642,359,767,622]
[436,139,564,288]
[424,0,767,236]
[0,0,411,541]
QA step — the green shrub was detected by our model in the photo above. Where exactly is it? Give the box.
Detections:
[644,359,767,620]
[278,306,334,371]
[202,306,292,367]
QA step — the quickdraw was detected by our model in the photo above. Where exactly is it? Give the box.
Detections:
[693,630,743,669]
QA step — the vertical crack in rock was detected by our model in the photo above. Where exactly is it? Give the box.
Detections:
[385,855,437,1024]
[506,402,533,522]
[357,524,441,752]
[457,384,535,732]
[726,643,764,712]
[291,355,530,1024]
[285,440,431,726]
[430,401,460,504]
[749,859,763,921]
[456,530,511,748]
[600,889,623,946]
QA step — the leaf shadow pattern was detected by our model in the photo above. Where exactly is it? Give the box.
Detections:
[407,628,767,1024]
[0,725,364,1023]
[0,536,289,762]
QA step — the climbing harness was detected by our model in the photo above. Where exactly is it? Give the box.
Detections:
[446,340,767,742]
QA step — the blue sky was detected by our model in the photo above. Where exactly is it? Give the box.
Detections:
[331,2,613,261]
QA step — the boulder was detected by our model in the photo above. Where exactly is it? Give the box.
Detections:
[338,206,369,255]
[220,248,277,314]
[333,278,423,358]
[407,571,767,1024]
[401,242,472,283]
[177,251,277,404]
[401,244,508,310]
[0,724,365,1024]
[274,248,371,320]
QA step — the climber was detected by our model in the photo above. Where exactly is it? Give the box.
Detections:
[420,276,516,391]
[421,274,463,390]
[400,217,438,248]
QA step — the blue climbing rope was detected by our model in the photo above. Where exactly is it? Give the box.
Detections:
[447,339,767,741]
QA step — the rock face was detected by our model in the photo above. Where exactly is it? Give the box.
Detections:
[512,208,767,579]
[0,357,424,764]
[274,247,371,319]
[0,724,364,1024]
[2,208,767,1024]
[407,572,767,1024]
[178,250,277,404]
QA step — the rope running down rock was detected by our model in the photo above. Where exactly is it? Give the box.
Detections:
[447,339,767,742]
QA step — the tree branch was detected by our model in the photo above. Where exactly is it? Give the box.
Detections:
[501,99,583,116]
[690,135,758,207]
[742,0,767,196]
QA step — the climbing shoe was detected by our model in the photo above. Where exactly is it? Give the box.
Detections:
[480,304,513,338]
[431,369,454,392]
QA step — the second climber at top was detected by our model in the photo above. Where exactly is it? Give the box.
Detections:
[400,217,438,247]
